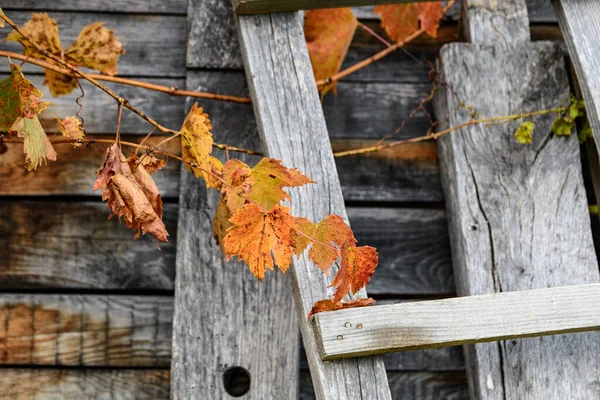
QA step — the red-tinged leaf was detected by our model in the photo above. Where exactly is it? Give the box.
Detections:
[10,115,57,171]
[374,3,443,43]
[94,143,168,242]
[294,214,356,273]
[304,8,357,95]
[223,203,296,281]
[64,22,125,76]
[331,244,378,302]
[54,116,85,145]
[0,63,50,131]
[221,157,314,214]
[307,298,376,319]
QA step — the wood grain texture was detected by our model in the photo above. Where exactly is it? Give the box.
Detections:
[462,0,531,45]
[300,370,468,400]
[171,1,298,397]
[0,294,172,366]
[0,12,187,77]
[233,0,445,14]
[314,284,600,359]
[0,201,177,290]
[0,135,181,197]
[235,10,390,399]
[0,369,171,399]
[434,4,600,396]
[553,0,600,159]
[4,0,187,14]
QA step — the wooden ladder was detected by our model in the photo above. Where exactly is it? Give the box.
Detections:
[172,0,600,399]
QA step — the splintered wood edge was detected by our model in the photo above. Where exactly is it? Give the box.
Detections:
[313,283,600,360]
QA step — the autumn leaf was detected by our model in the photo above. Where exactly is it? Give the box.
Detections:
[307,298,375,319]
[213,195,232,248]
[221,157,314,213]
[7,13,124,96]
[331,244,378,302]
[294,214,356,273]
[551,117,573,136]
[514,121,534,144]
[94,143,168,242]
[0,63,50,131]
[64,22,124,76]
[180,102,224,188]
[374,3,443,43]
[128,152,166,175]
[304,8,357,95]
[54,116,85,145]
[10,116,57,171]
[223,203,296,281]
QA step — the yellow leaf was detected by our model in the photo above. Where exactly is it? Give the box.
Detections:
[10,115,57,171]
[213,194,232,248]
[54,116,85,145]
[6,13,63,59]
[64,22,125,76]
[181,102,219,188]
[223,203,296,281]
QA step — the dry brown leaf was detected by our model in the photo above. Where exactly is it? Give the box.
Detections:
[213,194,232,248]
[65,22,124,76]
[181,103,220,188]
[54,116,85,145]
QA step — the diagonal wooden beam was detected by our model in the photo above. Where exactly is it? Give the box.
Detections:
[233,0,432,14]
[233,9,391,400]
[313,283,600,360]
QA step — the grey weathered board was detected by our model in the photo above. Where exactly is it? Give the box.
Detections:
[552,1,600,160]
[234,9,390,400]
[314,284,600,359]
[170,1,298,398]
[434,0,600,399]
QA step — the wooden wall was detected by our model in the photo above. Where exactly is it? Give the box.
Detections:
[0,1,572,399]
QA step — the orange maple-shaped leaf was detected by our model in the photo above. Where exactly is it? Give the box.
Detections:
[223,203,296,281]
[94,143,168,242]
[221,157,314,213]
[294,214,356,273]
[54,116,85,146]
[331,244,378,302]
[307,298,375,319]
[304,8,357,95]
[7,13,124,96]
[180,102,224,189]
[374,3,443,43]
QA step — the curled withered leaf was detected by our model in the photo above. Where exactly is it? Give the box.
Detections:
[94,143,168,242]
[223,203,296,281]
[10,115,57,171]
[331,244,378,303]
[307,298,375,319]
[65,22,125,76]
[128,152,166,175]
[304,8,357,95]
[54,116,85,146]
[0,63,50,131]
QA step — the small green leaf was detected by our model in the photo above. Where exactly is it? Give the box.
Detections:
[569,103,580,120]
[551,117,574,136]
[590,205,598,216]
[514,121,534,144]
[9,115,57,170]
[579,118,593,144]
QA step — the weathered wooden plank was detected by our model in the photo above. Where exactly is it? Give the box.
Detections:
[300,370,469,400]
[235,10,390,400]
[5,0,187,14]
[0,294,172,366]
[0,369,171,399]
[0,202,452,295]
[0,12,187,77]
[434,1,600,398]
[0,135,181,197]
[553,1,600,158]
[314,284,600,360]
[0,74,187,135]
[233,0,434,14]
[171,1,298,397]
[0,201,177,290]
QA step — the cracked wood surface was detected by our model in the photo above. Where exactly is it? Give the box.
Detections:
[434,1,600,398]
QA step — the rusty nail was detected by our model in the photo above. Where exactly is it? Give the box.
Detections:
[357,323,363,329]
[337,335,343,340]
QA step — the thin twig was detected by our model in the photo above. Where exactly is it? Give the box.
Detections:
[0,50,251,104]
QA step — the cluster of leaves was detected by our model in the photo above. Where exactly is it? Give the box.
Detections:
[304,3,443,95]
[1,12,382,317]
[514,95,592,144]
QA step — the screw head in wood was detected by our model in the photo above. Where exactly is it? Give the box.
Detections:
[344,322,352,328]
[357,323,363,329]
[337,335,343,340]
